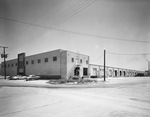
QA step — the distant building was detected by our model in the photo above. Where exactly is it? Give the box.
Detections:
[0,49,145,79]
[89,64,144,78]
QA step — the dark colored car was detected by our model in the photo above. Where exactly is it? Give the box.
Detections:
[135,73,144,77]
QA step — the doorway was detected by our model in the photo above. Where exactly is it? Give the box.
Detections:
[115,70,117,77]
[74,67,80,76]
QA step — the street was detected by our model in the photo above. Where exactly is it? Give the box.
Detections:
[0,77,150,117]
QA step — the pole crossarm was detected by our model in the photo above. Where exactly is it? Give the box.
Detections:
[0,46,8,48]
[0,46,8,79]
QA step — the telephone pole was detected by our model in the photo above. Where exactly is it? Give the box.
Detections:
[104,49,106,81]
[0,46,8,79]
[148,61,150,76]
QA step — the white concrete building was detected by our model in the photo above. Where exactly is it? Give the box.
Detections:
[89,64,144,78]
[0,49,145,79]
[1,49,89,79]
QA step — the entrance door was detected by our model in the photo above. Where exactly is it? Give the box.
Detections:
[123,71,126,76]
[83,68,88,76]
[120,71,122,77]
[74,67,80,76]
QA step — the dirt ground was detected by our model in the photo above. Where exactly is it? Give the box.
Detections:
[0,77,150,117]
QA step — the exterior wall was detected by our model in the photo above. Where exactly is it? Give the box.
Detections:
[0,49,89,79]
[0,49,145,79]
[60,50,67,79]
[1,59,18,76]
[108,67,113,77]
[25,49,61,77]
[89,64,100,77]
[1,49,64,78]
[113,68,119,77]
[99,66,104,77]
[89,64,143,78]
[66,51,89,79]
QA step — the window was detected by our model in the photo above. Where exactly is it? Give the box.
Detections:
[16,63,17,66]
[8,64,10,67]
[86,60,88,64]
[38,59,41,63]
[72,58,74,62]
[45,58,48,62]
[53,56,57,61]
[26,61,28,65]
[31,60,34,64]
[80,59,82,64]
[12,63,13,67]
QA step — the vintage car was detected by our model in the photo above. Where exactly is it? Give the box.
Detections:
[9,75,27,80]
[25,75,40,81]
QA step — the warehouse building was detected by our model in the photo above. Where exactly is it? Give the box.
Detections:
[89,64,144,78]
[0,49,89,79]
[0,49,145,79]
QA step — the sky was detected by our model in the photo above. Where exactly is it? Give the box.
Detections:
[0,0,150,71]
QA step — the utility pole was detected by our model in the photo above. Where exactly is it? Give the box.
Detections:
[148,61,150,76]
[0,46,8,79]
[104,49,106,81]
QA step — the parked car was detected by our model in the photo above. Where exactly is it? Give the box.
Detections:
[0,75,10,79]
[9,75,27,80]
[135,73,144,77]
[9,75,20,80]
[19,75,28,80]
[25,75,40,81]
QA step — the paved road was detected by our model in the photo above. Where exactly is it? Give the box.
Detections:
[0,77,150,117]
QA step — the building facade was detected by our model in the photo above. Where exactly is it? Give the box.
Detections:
[89,64,144,78]
[0,49,145,79]
[0,49,89,79]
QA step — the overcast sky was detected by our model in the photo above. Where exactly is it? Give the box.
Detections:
[0,0,150,71]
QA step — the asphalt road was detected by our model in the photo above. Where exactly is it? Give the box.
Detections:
[0,77,150,117]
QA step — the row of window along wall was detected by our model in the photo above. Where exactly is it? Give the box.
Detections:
[26,56,57,65]
[1,56,57,68]
[71,57,88,64]
[2,56,88,68]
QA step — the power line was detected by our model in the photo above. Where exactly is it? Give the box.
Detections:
[46,0,96,28]
[1,0,150,44]
[15,0,85,39]
[17,0,97,41]
[0,46,8,80]
[53,29,150,44]
[106,51,150,56]
[92,53,103,62]
[1,16,150,44]
[15,0,61,38]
